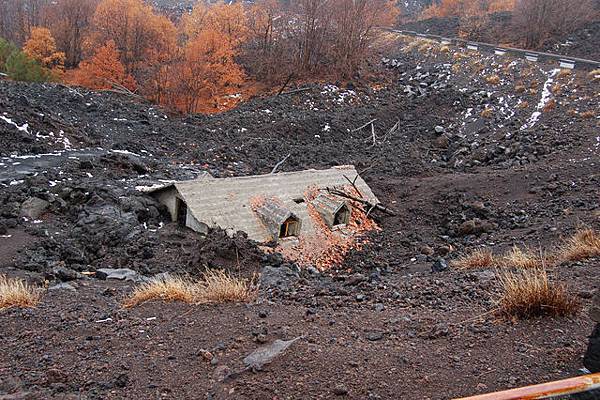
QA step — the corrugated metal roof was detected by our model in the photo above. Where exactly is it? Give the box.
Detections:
[154,165,378,242]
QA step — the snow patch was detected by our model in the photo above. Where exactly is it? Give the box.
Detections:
[521,68,560,131]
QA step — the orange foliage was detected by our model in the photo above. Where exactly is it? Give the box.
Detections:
[44,0,98,67]
[69,40,136,90]
[87,0,176,74]
[422,0,514,18]
[170,29,245,113]
[23,27,66,71]
[182,1,249,46]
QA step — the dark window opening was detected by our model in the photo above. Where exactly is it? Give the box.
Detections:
[279,217,300,238]
[293,198,305,204]
[333,206,351,226]
[176,198,187,226]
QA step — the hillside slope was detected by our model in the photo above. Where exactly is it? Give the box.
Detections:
[0,34,599,399]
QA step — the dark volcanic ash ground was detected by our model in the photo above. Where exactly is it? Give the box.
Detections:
[0,34,599,399]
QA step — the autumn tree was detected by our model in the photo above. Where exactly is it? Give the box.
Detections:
[0,0,49,45]
[87,0,176,75]
[172,29,244,113]
[513,0,596,48]
[43,0,98,67]
[70,40,136,90]
[247,0,279,50]
[182,1,249,46]
[23,27,65,71]
[422,0,514,18]
[330,0,399,77]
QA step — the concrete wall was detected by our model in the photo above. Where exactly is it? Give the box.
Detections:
[186,213,209,235]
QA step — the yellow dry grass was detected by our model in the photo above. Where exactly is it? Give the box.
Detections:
[557,228,600,263]
[514,84,525,93]
[589,69,600,81]
[557,69,572,79]
[543,98,556,112]
[123,271,257,308]
[517,100,529,109]
[196,270,257,304]
[500,246,545,269]
[403,38,437,53]
[580,110,595,119]
[123,276,196,307]
[452,52,468,60]
[497,267,579,319]
[451,248,495,270]
[485,75,500,85]
[480,107,493,118]
[0,275,42,309]
[551,83,562,94]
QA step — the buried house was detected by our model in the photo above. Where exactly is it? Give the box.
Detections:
[144,165,379,244]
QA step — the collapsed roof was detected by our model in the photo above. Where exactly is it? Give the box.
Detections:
[144,165,378,243]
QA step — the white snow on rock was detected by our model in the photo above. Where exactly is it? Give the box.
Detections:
[521,68,560,131]
[1,115,30,133]
[111,149,141,157]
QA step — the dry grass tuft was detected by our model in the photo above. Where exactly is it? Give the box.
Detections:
[514,84,525,93]
[543,98,556,112]
[123,271,257,308]
[557,69,572,79]
[451,248,496,270]
[497,267,579,319]
[485,74,500,85]
[196,270,257,304]
[123,276,197,308]
[589,69,600,81]
[0,275,42,309]
[551,83,562,94]
[452,51,468,60]
[480,107,493,118]
[501,246,545,269]
[557,228,600,263]
[517,100,529,109]
[580,110,595,119]
[418,42,433,52]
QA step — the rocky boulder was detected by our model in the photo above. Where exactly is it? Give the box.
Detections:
[20,197,49,219]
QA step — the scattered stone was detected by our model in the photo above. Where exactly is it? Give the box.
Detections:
[419,245,434,256]
[96,268,139,281]
[48,282,76,291]
[20,197,49,219]
[435,244,453,257]
[434,135,450,149]
[434,125,446,134]
[374,303,385,312]
[431,258,448,273]
[259,266,299,292]
[366,332,384,341]
[243,337,302,371]
[457,218,495,236]
[333,385,349,396]
[51,266,82,282]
